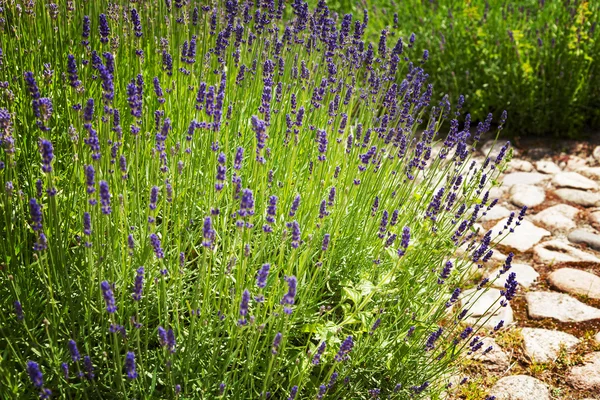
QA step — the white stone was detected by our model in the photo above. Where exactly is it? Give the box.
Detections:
[489,375,550,400]
[507,159,534,172]
[589,210,600,229]
[595,332,600,343]
[555,188,600,207]
[535,160,562,174]
[488,263,539,289]
[548,268,600,299]
[489,186,507,201]
[461,288,514,329]
[593,146,600,162]
[526,291,600,322]
[568,229,600,252]
[509,184,546,208]
[491,219,551,252]
[567,352,600,391]
[502,172,549,187]
[481,205,513,222]
[521,328,579,363]
[531,204,579,232]
[533,240,600,264]
[552,172,598,190]
[578,167,600,180]
[468,336,510,371]
[565,156,589,171]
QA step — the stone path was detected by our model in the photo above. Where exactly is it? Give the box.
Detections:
[454,140,600,399]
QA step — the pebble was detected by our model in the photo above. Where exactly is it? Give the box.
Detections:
[595,331,600,343]
[488,375,550,400]
[487,263,539,289]
[509,184,545,208]
[521,327,579,363]
[535,160,561,174]
[481,205,513,222]
[531,204,579,232]
[568,228,600,252]
[533,239,600,264]
[526,291,600,322]
[593,145,600,162]
[555,188,600,207]
[589,210,600,229]
[502,172,549,187]
[461,288,514,329]
[491,219,550,252]
[552,172,598,190]
[548,267,600,299]
[567,352,600,391]
[507,159,534,172]
[565,156,589,171]
[468,336,510,371]
[579,167,600,180]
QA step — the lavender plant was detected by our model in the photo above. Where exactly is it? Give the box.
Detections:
[0,1,518,398]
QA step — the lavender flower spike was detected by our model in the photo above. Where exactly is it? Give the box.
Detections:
[100,281,117,313]
[125,352,138,379]
[26,361,43,388]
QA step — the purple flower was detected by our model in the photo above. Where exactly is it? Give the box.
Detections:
[256,263,270,288]
[26,361,43,388]
[281,276,297,314]
[100,281,117,313]
[81,15,90,45]
[290,220,300,248]
[83,98,94,122]
[335,336,354,362]
[289,195,300,217]
[316,129,328,161]
[216,152,226,191]
[398,226,410,256]
[149,186,159,210]
[312,341,326,365]
[131,8,142,37]
[149,233,164,259]
[29,198,43,232]
[83,355,94,380]
[425,327,443,351]
[61,362,69,379]
[99,181,111,214]
[438,261,453,284]
[125,352,138,379]
[68,339,80,362]
[132,267,144,301]
[67,55,81,88]
[501,272,518,305]
[239,289,250,325]
[14,301,24,321]
[272,332,282,354]
[202,216,215,247]
[322,234,330,251]
[288,386,298,400]
[38,139,53,173]
[239,189,255,217]
[99,14,110,43]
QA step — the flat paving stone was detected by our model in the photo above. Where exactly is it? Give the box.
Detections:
[491,219,550,253]
[489,375,550,400]
[507,159,534,172]
[526,291,600,322]
[568,228,600,252]
[567,352,600,391]
[481,205,513,222]
[531,204,579,233]
[533,240,600,264]
[487,263,539,289]
[579,167,600,180]
[555,188,600,207]
[521,327,579,363]
[468,336,510,371]
[548,267,600,299]
[552,171,598,190]
[502,172,549,187]
[461,288,514,330]
[535,160,561,174]
[509,184,545,208]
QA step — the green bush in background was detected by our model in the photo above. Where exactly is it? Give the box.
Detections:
[321,0,600,138]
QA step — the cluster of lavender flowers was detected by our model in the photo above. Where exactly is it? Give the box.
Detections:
[0,1,518,398]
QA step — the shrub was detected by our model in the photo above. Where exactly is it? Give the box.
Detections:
[0,1,518,398]
[321,0,600,138]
